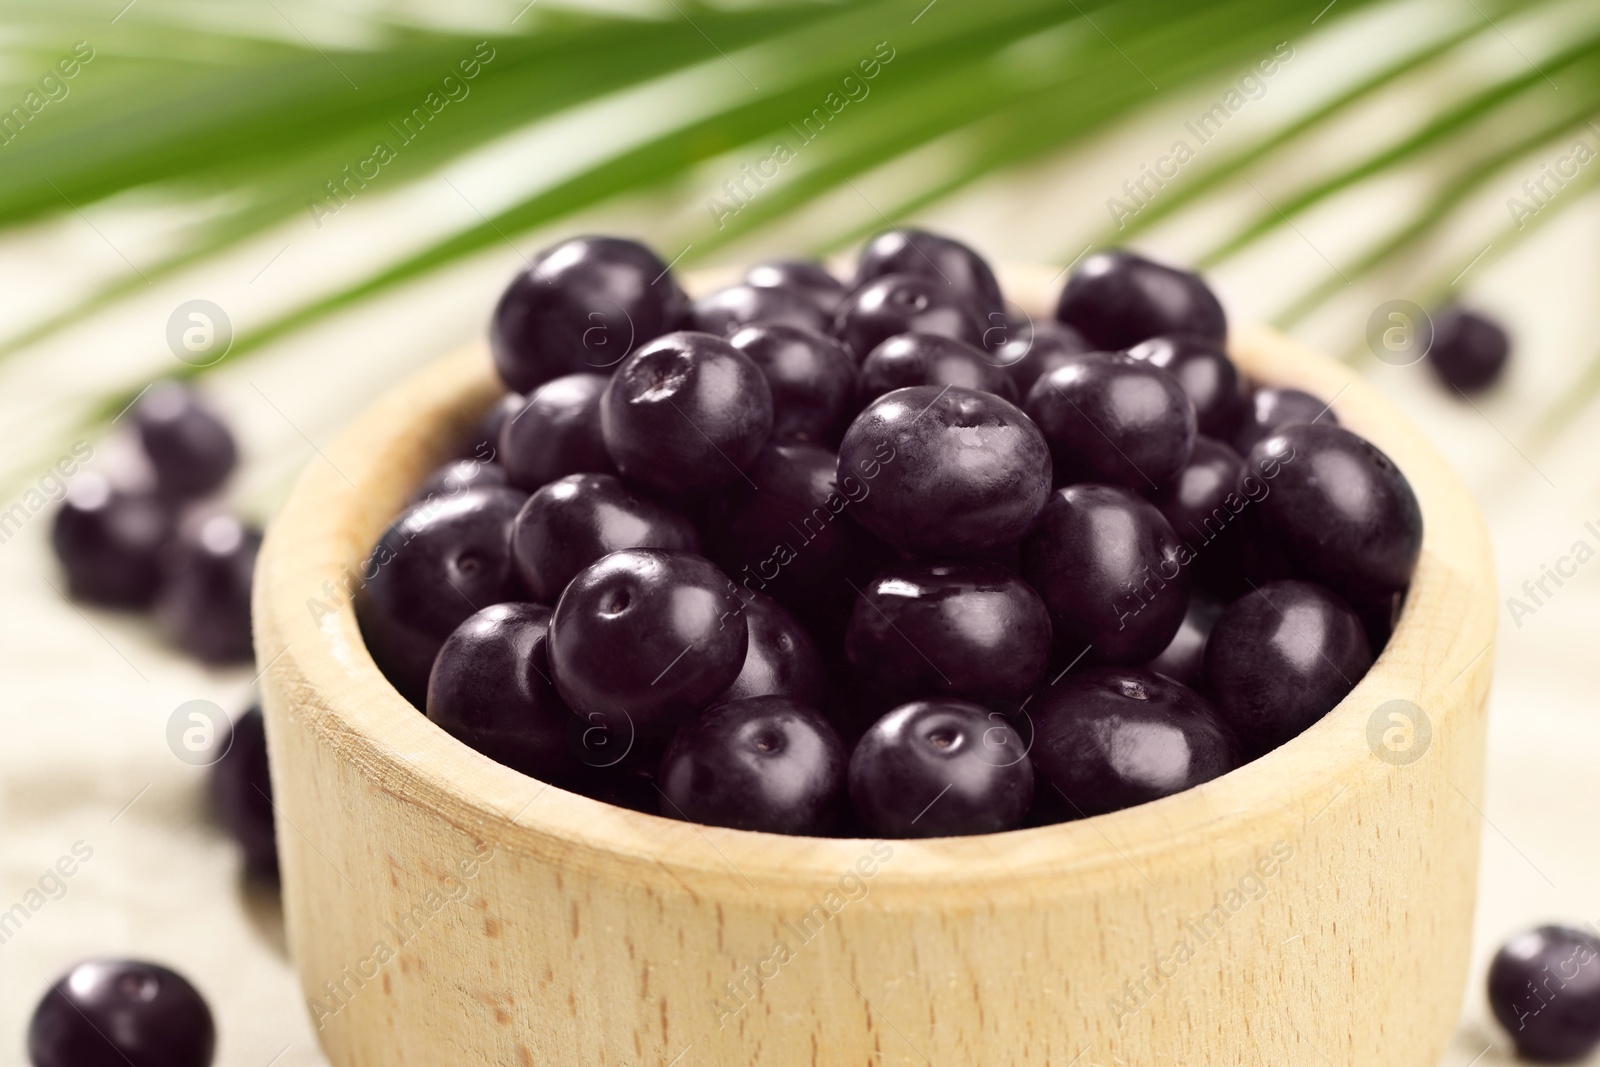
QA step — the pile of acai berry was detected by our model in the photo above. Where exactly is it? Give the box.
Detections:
[355,231,1423,840]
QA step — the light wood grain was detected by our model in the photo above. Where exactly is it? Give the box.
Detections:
[254,265,1496,1066]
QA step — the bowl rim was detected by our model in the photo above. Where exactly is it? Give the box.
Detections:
[254,263,1497,898]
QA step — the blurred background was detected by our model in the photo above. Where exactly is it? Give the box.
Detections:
[0,0,1596,1062]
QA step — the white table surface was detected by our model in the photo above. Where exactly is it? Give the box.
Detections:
[1,9,1598,1062]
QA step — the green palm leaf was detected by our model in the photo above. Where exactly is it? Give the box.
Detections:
[2,0,1598,480]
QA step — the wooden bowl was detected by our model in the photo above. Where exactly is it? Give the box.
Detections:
[255,265,1495,1067]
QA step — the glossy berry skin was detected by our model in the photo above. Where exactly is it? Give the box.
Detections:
[549,549,748,739]
[996,319,1095,394]
[28,959,215,1067]
[1030,667,1239,818]
[600,331,773,495]
[1127,334,1246,440]
[470,391,525,457]
[1204,579,1372,755]
[854,228,1006,322]
[833,272,985,359]
[849,699,1033,838]
[1488,925,1600,1063]
[1055,249,1226,350]
[1428,306,1510,394]
[155,514,260,664]
[859,332,1015,405]
[690,283,829,337]
[845,560,1051,709]
[355,487,529,706]
[658,696,846,834]
[510,472,699,603]
[412,457,509,503]
[707,442,890,620]
[427,603,582,782]
[490,236,689,392]
[729,324,858,446]
[134,382,237,500]
[716,591,827,706]
[499,373,614,491]
[1148,437,1248,546]
[51,473,173,607]
[1147,436,1250,595]
[1026,354,1196,491]
[1244,422,1423,605]
[1232,386,1335,455]
[209,705,277,880]
[1022,485,1190,666]
[745,258,847,314]
[837,385,1052,556]
[1144,594,1223,686]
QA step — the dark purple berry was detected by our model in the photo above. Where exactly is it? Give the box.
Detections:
[1244,422,1422,605]
[1146,436,1251,595]
[837,385,1051,556]
[690,283,829,337]
[859,332,1015,405]
[729,324,858,446]
[355,486,528,706]
[1022,484,1190,666]
[833,273,984,359]
[855,228,1005,322]
[469,391,524,457]
[155,514,260,664]
[1232,386,1334,455]
[706,442,890,621]
[1055,249,1226,350]
[510,472,699,603]
[572,747,664,812]
[1428,306,1510,394]
[1127,334,1246,440]
[600,331,773,495]
[1148,437,1248,546]
[715,591,827,706]
[28,959,215,1067]
[849,699,1032,837]
[746,258,846,313]
[980,306,1029,353]
[659,696,845,834]
[427,602,582,782]
[490,236,689,392]
[1355,592,1402,655]
[134,382,237,500]
[209,704,277,881]
[548,549,747,739]
[845,560,1050,709]
[499,373,614,491]
[1204,579,1372,755]
[1026,353,1196,490]
[412,457,509,502]
[1488,925,1600,1062]
[51,473,173,607]
[996,319,1094,394]
[1029,666,1239,818]
[1144,593,1223,687]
